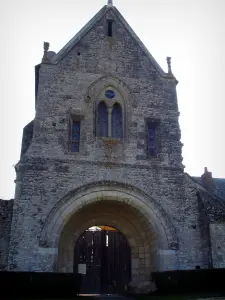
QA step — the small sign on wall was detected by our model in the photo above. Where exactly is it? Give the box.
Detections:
[78,264,86,275]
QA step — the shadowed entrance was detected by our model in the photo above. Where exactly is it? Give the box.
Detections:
[74,225,131,294]
[40,183,178,292]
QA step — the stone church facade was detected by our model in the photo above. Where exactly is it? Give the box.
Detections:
[1,1,225,293]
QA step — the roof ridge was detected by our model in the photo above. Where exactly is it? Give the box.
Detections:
[187,173,225,201]
[192,176,225,181]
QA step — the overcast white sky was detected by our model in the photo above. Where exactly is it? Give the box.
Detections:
[0,0,225,199]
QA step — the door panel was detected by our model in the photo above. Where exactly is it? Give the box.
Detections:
[74,228,131,294]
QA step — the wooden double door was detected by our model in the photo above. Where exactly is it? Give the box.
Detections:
[74,227,131,294]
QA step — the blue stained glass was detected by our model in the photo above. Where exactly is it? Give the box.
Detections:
[97,102,108,137]
[147,125,156,156]
[112,103,123,138]
[105,90,115,99]
[71,121,80,152]
[148,128,155,140]
[71,142,79,152]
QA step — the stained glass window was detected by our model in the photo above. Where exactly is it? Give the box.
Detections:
[112,103,123,138]
[71,121,80,152]
[147,123,157,157]
[97,101,108,137]
[105,90,115,99]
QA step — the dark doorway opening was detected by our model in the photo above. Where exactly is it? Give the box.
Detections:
[74,225,131,294]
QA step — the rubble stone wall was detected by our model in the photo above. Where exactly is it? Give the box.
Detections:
[0,199,14,270]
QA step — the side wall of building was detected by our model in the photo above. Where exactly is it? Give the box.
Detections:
[0,199,14,270]
[20,121,34,158]
[210,223,225,268]
[185,175,225,269]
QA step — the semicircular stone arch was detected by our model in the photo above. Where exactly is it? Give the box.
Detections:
[39,182,179,290]
[40,182,177,248]
[58,206,153,272]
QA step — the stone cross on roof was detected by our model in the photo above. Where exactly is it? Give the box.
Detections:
[107,0,113,6]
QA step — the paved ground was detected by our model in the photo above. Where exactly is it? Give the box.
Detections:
[80,295,127,298]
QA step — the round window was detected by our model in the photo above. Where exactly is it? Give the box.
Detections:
[105,89,115,99]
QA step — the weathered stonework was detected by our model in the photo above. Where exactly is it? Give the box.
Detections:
[0,199,14,270]
[1,3,224,293]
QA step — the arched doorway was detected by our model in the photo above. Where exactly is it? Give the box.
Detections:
[74,225,131,294]
[40,182,179,292]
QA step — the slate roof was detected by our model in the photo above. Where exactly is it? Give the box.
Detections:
[192,177,225,201]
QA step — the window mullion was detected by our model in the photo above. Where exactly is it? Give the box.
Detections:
[108,107,113,137]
